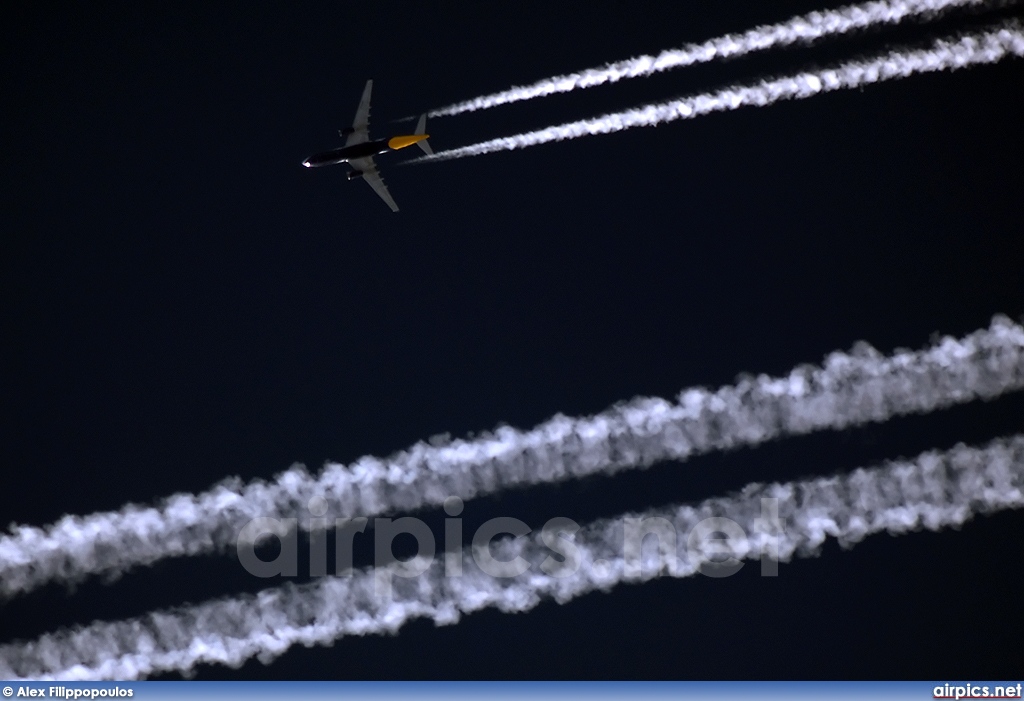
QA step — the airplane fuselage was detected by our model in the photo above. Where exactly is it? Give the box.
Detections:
[302,134,428,169]
[303,138,391,168]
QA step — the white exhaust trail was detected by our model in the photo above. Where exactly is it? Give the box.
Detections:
[417,21,1024,162]
[429,0,997,117]
[3,434,1022,680]
[1,315,1022,601]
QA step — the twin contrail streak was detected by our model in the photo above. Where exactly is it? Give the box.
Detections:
[429,0,995,117]
[3,434,1022,680]
[416,21,1024,162]
[1,316,1022,601]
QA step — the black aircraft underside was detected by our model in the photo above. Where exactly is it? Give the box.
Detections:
[303,138,391,168]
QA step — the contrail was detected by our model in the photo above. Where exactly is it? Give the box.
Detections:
[416,21,1024,162]
[1,315,1023,600]
[3,434,1022,680]
[429,0,998,117]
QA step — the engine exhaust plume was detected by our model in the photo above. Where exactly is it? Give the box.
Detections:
[429,0,999,117]
[3,434,1022,680]
[417,22,1024,162]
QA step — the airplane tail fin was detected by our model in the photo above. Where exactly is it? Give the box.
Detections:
[414,114,434,156]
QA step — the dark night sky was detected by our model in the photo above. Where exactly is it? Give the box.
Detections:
[2,0,1024,680]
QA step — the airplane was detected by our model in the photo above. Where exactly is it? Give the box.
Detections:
[302,79,433,212]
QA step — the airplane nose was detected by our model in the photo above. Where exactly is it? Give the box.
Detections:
[302,159,311,168]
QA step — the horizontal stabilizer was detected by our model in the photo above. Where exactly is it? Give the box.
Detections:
[415,113,434,155]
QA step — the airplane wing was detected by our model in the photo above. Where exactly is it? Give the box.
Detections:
[345,79,373,147]
[349,156,399,212]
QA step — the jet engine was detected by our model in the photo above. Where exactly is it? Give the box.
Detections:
[347,170,363,181]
